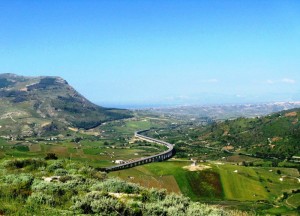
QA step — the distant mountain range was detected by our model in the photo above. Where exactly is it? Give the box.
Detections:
[0,73,132,137]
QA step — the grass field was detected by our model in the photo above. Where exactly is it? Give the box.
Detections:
[109,159,300,214]
[218,164,269,201]
[0,118,174,168]
[0,141,164,168]
[110,161,224,201]
[110,165,182,194]
[286,193,300,208]
[98,118,171,137]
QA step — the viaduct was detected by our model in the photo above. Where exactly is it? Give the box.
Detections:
[104,129,175,172]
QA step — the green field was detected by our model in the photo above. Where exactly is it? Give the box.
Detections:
[109,160,300,214]
[218,164,269,201]
[0,141,166,168]
[286,193,300,208]
[110,161,219,199]
[0,118,174,168]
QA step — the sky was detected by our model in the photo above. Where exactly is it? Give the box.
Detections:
[0,0,300,108]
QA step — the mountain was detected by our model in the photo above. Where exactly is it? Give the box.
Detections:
[0,73,132,137]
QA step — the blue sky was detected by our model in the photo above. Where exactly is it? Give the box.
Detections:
[0,0,300,107]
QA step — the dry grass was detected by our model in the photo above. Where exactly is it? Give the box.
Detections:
[271,137,282,142]
[48,146,69,156]
[29,144,41,152]
[284,111,297,117]
[131,175,181,194]
[183,164,211,171]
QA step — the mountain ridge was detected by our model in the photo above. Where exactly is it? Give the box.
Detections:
[0,73,132,137]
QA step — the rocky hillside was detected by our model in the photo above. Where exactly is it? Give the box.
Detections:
[0,73,132,137]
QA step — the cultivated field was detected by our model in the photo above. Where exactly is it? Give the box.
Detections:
[109,160,300,214]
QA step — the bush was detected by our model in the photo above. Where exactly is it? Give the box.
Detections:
[1,174,34,198]
[3,158,47,170]
[78,166,106,180]
[91,178,141,194]
[91,197,124,215]
[45,153,58,160]
[143,203,167,216]
[186,202,228,216]
[66,162,80,170]
[148,188,167,201]
[47,161,64,172]
[27,192,55,206]
[54,168,68,176]
[125,200,143,216]
[63,177,93,193]
[59,175,72,183]
[71,191,111,214]
[161,193,190,212]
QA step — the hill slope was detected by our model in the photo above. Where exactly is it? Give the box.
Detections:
[0,158,250,215]
[143,107,300,160]
[0,73,132,137]
[199,108,300,159]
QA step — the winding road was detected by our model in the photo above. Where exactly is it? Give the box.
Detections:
[104,129,175,172]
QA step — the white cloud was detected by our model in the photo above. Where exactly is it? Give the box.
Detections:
[281,78,296,84]
[266,78,296,84]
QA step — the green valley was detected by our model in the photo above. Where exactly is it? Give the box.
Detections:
[1,74,300,215]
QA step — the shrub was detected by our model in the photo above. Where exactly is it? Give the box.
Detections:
[78,166,105,179]
[71,191,108,214]
[54,168,68,176]
[161,193,190,212]
[91,171,107,181]
[63,177,93,193]
[66,162,80,170]
[143,203,167,216]
[3,158,47,170]
[148,188,167,201]
[125,200,143,216]
[45,153,58,160]
[1,174,34,198]
[186,203,228,216]
[91,197,125,215]
[47,161,64,172]
[27,192,55,206]
[91,178,141,194]
[59,175,72,183]
[32,180,65,197]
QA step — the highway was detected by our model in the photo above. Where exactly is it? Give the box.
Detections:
[104,129,175,172]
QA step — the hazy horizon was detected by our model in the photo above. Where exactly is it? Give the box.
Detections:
[1,1,300,106]
[99,100,300,109]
